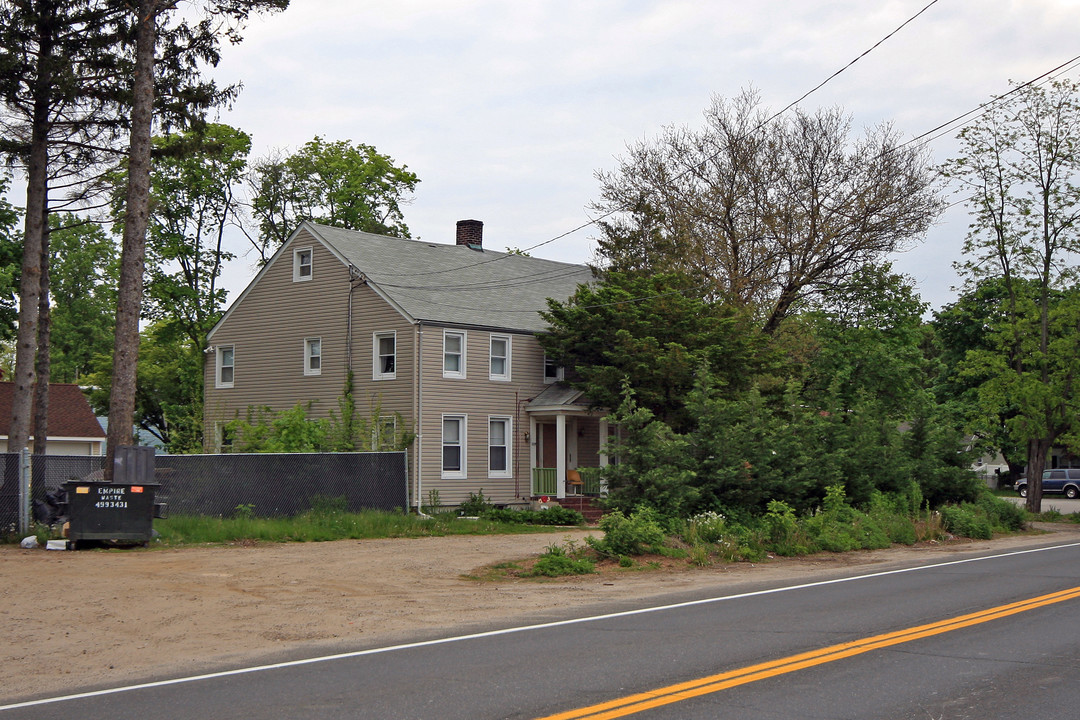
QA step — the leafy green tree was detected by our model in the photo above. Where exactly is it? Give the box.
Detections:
[105,0,288,477]
[799,264,929,419]
[0,175,21,340]
[600,385,698,518]
[940,78,1080,511]
[85,320,204,453]
[143,123,249,349]
[932,277,1038,484]
[247,136,419,260]
[47,214,117,382]
[0,0,131,452]
[539,270,765,432]
[592,89,943,334]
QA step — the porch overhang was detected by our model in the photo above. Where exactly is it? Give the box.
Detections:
[525,384,607,499]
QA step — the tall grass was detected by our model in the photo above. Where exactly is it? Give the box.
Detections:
[154,509,567,546]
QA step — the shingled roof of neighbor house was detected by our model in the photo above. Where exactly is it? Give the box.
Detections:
[0,383,105,439]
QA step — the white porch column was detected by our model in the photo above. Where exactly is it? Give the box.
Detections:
[598,418,609,467]
[528,415,537,497]
[555,413,567,499]
[598,418,610,495]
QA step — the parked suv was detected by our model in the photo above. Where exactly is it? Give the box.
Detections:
[1015,469,1080,499]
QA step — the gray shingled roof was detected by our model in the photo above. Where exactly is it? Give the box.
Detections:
[525,383,588,410]
[307,223,594,333]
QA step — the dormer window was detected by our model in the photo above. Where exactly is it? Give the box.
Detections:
[544,356,564,384]
[293,247,313,282]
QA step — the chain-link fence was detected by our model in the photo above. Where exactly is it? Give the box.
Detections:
[0,453,22,536]
[1,451,409,533]
[156,452,408,517]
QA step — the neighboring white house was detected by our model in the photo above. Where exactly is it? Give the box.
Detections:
[0,383,106,455]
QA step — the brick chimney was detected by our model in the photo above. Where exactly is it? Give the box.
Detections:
[456,219,483,250]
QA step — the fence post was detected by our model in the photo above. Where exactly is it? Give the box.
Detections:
[18,447,30,535]
[403,448,410,513]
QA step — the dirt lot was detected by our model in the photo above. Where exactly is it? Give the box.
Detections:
[2,525,1078,703]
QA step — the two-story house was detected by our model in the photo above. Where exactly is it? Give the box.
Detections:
[204,220,610,510]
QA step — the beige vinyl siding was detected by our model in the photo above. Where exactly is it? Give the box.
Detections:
[417,326,548,505]
[577,421,601,468]
[204,228,416,447]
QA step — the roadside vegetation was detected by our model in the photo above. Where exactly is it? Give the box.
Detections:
[487,484,1032,580]
[153,493,583,546]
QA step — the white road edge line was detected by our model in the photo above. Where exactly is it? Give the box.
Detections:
[3,539,1079,712]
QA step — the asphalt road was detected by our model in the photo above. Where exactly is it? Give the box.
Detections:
[1002,494,1080,514]
[4,539,1080,719]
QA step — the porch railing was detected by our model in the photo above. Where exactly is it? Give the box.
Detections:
[532,467,557,495]
[531,467,604,496]
[578,467,603,495]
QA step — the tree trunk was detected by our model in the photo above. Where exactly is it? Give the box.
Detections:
[105,1,157,480]
[9,2,57,454]
[1024,437,1054,514]
[32,218,52,456]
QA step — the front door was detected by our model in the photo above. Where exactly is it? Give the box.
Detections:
[540,422,557,467]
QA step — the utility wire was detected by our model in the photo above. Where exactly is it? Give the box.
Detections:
[370,0,944,283]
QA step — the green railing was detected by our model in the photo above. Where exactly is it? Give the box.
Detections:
[578,466,603,495]
[531,467,605,496]
[532,467,557,495]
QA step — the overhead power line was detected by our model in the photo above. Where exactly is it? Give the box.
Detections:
[370,0,945,285]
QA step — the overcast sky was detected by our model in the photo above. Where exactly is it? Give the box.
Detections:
[201,0,1080,312]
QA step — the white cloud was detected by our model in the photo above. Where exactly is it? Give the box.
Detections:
[191,0,1080,309]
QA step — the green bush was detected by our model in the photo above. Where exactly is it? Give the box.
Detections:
[866,492,918,545]
[587,506,666,556]
[763,500,808,556]
[975,492,1026,531]
[688,510,727,544]
[523,541,595,577]
[798,485,892,552]
[479,506,585,526]
[939,505,993,540]
[458,490,492,516]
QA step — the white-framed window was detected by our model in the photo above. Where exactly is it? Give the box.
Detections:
[293,246,313,282]
[442,415,466,478]
[374,416,397,449]
[489,334,511,381]
[488,416,512,478]
[374,331,396,380]
[216,345,235,388]
[443,330,466,378]
[544,355,564,384]
[304,337,322,375]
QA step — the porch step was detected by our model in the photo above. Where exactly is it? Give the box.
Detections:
[554,496,605,525]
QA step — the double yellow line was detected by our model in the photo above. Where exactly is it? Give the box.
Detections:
[537,585,1080,720]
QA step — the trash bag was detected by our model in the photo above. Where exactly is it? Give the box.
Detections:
[32,488,68,526]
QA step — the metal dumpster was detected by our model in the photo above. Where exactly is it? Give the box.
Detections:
[63,446,164,547]
[64,480,162,545]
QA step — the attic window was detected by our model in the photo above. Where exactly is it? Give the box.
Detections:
[293,247,313,282]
